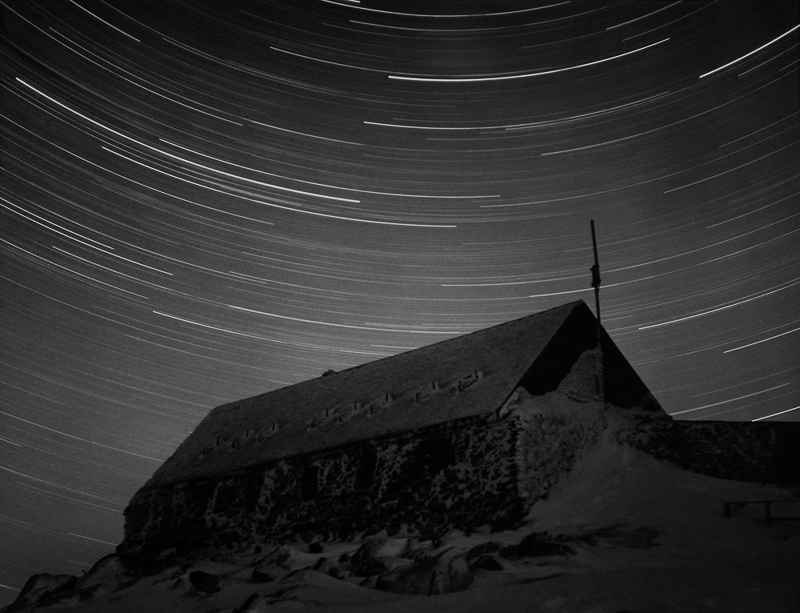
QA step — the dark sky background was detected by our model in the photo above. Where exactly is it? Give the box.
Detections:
[1,0,799,603]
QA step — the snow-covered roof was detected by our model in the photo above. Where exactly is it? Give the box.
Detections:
[143,300,662,490]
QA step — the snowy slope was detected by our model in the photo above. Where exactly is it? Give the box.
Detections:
[7,415,798,613]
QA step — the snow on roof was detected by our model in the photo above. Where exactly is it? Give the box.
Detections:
[142,300,653,491]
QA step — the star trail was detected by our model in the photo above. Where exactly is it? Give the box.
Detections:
[1,0,798,603]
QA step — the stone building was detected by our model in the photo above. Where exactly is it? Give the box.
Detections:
[121,300,673,555]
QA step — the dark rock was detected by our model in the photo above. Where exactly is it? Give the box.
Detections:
[37,591,81,608]
[327,566,344,580]
[252,564,283,583]
[594,525,660,548]
[312,556,331,573]
[72,554,134,600]
[349,535,387,568]
[265,544,292,566]
[469,555,504,571]
[465,542,501,560]
[498,545,519,559]
[408,547,434,562]
[359,575,378,588]
[351,558,389,577]
[75,554,128,589]
[232,593,262,613]
[518,532,575,557]
[7,573,77,611]
[279,569,340,587]
[188,570,220,593]
[376,547,473,596]
[574,532,600,546]
[308,541,324,553]
[78,583,106,599]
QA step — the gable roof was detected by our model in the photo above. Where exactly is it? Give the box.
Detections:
[142,300,662,491]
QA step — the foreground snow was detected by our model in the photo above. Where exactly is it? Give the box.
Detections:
[6,429,798,612]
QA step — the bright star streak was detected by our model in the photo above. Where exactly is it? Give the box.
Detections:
[699,23,800,79]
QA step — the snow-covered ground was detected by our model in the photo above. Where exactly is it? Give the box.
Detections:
[7,426,799,612]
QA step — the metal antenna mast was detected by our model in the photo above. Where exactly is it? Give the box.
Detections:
[590,220,604,402]
[590,219,601,324]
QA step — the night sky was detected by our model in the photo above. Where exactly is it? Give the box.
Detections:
[1,0,799,602]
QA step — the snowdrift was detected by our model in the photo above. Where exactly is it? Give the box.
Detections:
[6,409,799,613]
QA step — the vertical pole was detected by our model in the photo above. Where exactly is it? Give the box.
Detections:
[590,220,604,403]
[590,220,601,325]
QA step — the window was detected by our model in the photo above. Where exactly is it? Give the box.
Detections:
[354,449,377,490]
[299,465,319,502]
[417,436,455,474]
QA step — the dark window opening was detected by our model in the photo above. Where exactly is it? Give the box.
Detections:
[354,449,377,490]
[417,436,455,474]
[300,465,319,502]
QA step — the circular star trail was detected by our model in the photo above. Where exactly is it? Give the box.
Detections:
[1,0,798,602]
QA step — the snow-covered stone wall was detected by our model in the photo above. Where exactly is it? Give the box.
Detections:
[618,419,800,484]
[503,389,606,504]
[120,391,608,557]
[121,413,522,555]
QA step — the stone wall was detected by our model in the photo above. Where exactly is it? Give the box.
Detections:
[501,389,606,504]
[121,391,619,557]
[121,413,526,555]
[516,410,604,503]
[618,419,800,484]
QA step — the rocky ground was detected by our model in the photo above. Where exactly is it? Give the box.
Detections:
[6,430,799,612]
